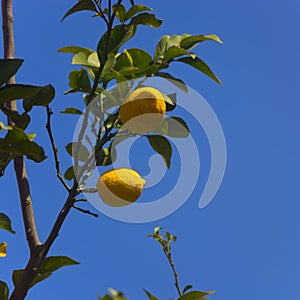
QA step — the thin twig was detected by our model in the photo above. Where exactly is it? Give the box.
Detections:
[163,250,182,297]
[92,0,109,25]
[72,205,99,218]
[45,105,70,191]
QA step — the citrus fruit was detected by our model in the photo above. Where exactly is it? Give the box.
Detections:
[96,168,146,207]
[119,87,166,133]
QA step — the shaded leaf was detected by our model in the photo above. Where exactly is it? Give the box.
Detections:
[95,147,116,166]
[0,108,30,129]
[162,93,176,112]
[101,54,116,79]
[65,142,90,162]
[180,34,223,50]
[182,285,193,294]
[154,72,188,92]
[0,84,42,105]
[0,213,15,234]
[0,59,23,87]
[146,135,172,168]
[23,84,55,112]
[97,25,137,61]
[176,57,222,85]
[157,117,190,138]
[68,69,91,92]
[61,0,97,22]
[64,166,75,181]
[0,242,7,257]
[12,270,52,288]
[0,281,8,300]
[39,256,80,274]
[60,107,82,115]
[129,13,162,28]
[163,46,191,61]
[125,4,152,21]
[113,4,126,23]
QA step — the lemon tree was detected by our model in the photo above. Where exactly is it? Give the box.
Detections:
[0,0,222,299]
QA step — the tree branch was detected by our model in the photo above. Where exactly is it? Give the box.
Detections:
[45,105,71,191]
[2,0,41,253]
[72,205,99,218]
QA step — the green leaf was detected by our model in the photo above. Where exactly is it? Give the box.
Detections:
[125,4,152,21]
[178,290,215,300]
[180,34,223,50]
[64,166,75,180]
[57,46,94,56]
[0,213,15,234]
[60,107,82,115]
[65,142,90,162]
[154,35,170,63]
[182,285,193,294]
[163,46,191,61]
[176,57,222,85]
[0,242,7,257]
[12,270,52,288]
[113,4,126,23]
[97,25,137,61]
[0,59,23,87]
[39,256,80,274]
[23,84,55,112]
[0,128,47,163]
[0,84,42,105]
[0,108,30,129]
[0,281,9,300]
[101,53,116,79]
[61,0,97,22]
[162,93,176,112]
[143,289,158,300]
[156,117,190,138]
[154,72,188,93]
[72,52,89,66]
[129,13,162,28]
[68,69,91,92]
[146,135,172,168]
[95,147,116,166]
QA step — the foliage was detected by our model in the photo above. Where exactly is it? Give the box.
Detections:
[0,0,222,299]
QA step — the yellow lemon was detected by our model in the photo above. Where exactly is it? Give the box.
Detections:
[97,168,146,207]
[119,87,166,133]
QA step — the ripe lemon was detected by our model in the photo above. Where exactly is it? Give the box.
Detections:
[119,87,166,134]
[96,168,146,207]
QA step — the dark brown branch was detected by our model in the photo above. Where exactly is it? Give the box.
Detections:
[72,205,99,218]
[45,105,71,191]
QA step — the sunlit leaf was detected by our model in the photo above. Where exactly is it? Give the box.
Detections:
[163,46,191,61]
[154,35,170,63]
[0,242,7,257]
[39,256,80,274]
[0,59,23,87]
[143,289,158,300]
[12,269,52,288]
[68,69,91,92]
[0,213,15,234]
[180,34,223,50]
[178,290,215,300]
[57,46,94,56]
[61,0,97,22]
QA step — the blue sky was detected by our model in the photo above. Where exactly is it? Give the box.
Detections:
[1,0,300,299]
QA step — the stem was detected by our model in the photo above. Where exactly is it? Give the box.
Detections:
[45,105,70,191]
[163,250,182,297]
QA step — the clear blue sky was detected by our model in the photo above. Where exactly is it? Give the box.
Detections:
[1,0,300,299]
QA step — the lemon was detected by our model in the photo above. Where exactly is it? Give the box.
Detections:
[119,87,166,134]
[96,168,146,207]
